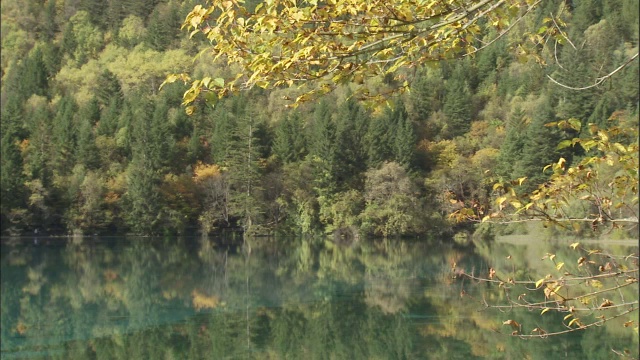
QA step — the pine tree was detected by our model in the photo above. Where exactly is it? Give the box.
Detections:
[443,64,473,138]
[42,0,57,41]
[1,132,27,215]
[60,22,76,59]
[334,97,369,189]
[51,96,78,175]
[23,102,53,186]
[309,100,338,195]
[366,106,395,168]
[393,101,416,170]
[515,96,569,192]
[124,97,170,234]
[97,98,121,137]
[496,106,527,179]
[273,111,307,164]
[76,99,101,169]
[225,109,265,230]
[19,46,49,99]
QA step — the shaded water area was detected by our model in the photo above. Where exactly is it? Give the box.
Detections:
[1,236,638,359]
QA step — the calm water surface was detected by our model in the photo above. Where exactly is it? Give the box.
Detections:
[1,236,638,359]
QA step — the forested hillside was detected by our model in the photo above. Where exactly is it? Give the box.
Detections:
[1,0,638,237]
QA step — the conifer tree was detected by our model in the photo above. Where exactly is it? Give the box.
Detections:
[515,96,569,192]
[366,107,395,168]
[41,0,57,41]
[309,100,338,196]
[51,96,78,175]
[1,132,27,216]
[225,108,265,230]
[334,98,369,189]
[18,46,49,99]
[97,98,121,137]
[273,111,307,164]
[76,99,101,170]
[496,106,527,180]
[392,101,416,170]
[443,64,473,138]
[124,97,170,234]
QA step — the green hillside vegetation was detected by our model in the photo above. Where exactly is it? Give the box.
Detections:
[1,0,638,238]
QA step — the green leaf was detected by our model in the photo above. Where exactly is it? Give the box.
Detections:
[213,77,225,88]
[568,118,582,131]
[557,140,572,150]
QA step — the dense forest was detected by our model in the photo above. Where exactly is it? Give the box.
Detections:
[1,0,638,238]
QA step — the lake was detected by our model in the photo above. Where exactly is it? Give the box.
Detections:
[1,236,638,359]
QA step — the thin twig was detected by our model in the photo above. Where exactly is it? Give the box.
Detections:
[547,52,639,91]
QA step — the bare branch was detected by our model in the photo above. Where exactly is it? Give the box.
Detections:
[547,52,639,91]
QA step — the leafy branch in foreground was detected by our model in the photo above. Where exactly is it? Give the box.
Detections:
[453,241,639,340]
[450,115,639,233]
[163,0,542,111]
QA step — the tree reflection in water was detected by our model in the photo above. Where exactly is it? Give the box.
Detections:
[1,236,637,359]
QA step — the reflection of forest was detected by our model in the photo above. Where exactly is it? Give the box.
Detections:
[1,237,637,359]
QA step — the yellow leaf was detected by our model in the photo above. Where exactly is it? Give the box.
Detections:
[556,262,564,270]
[564,314,573,321]
[570,242,580,249]
[590,280,603,289]
[535,278,545,288]
[540,308,550,315]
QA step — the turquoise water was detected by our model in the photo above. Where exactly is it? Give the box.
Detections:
[1,236,637,359]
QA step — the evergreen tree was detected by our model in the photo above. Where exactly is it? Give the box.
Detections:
[76,99,101,169]
[17,46,49,99]
[210,108,235,164]
[515,96,569,192]
[496,106,527,179]
[145,6,172,51]
[225,108,265,230]
[23,102,53,186]
[1,132,27,215]
[366,106,395,168]
[51,96,78,175]
[41,41,62,79]
[97,97,121,137]
[273,111,307,164]
[115,102,134,157]
[334,97,369,189]
[309,100,338,195]
[409,67,444,125]
[41,0,57,41]
[443,64,473,138]
[60,22,77,59]
[78,0,109,30]
[94,70,125,137]
[392,100,416,169]
[550,45,597,133]
[124,97,170,234]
